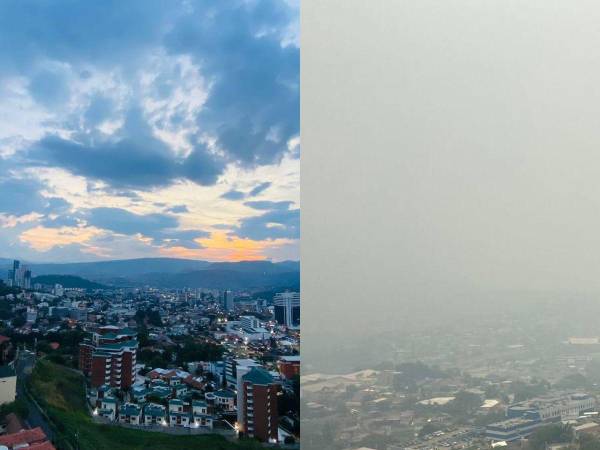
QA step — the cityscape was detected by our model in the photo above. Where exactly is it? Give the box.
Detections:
[7,1,597,450]
[0,1,299,449]
[0,258,300,449]
[303,294,600,450]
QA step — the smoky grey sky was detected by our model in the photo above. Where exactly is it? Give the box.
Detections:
[303,0,600,340]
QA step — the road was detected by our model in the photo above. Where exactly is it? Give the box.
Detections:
[15,350,55,441]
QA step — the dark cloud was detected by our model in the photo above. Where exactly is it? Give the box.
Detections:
[85,207,207,247]
[221,182,273,202]
[0,178,48,216]
[163,229,207,248]
[8,1,298,191]
[165,0,299,167]
[0,0,175,75]
[86,207,177,237]
[237,207,299,240]
[211,224,233,230]
[44,197,70,212]
[84,94,115,126]
[0,1,299,260]
[248,182,271,197]
[244,201,293,211]
[28,69,70,108]
[31,134,177,189]
[41,215,80,228]
[28,108,227,189]
[0,177,76,227]
[221,190,246,201]
[40,197,80,227]
[182,143,227,186]
[167,205,189,213]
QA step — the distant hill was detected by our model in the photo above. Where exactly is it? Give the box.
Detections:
[204,260,300,274]
[2,258,300,290]
[31,275,107,290]
[27,258,212,278]
[134,269,300,289]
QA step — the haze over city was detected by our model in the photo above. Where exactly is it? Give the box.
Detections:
[302,2,600,449]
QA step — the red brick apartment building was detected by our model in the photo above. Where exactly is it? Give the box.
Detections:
[277,355,300,380]
[239,367,280,442]
[79,326,138,389]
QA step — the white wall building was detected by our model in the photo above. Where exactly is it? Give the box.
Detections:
[0,366,16,405]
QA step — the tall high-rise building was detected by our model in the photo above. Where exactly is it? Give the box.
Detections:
[79,326,138,389]
[238,367,280,443]
[7,260,31,289]
[12,260,19,276]
[222,290,234,311]
[53,284,64,297]
[23,269,31,290]
[273,291,300,328]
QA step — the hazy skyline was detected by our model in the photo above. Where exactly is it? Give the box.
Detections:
[301,1,600,382]
[0,0,299,263]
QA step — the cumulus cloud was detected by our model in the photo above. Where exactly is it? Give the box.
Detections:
[0,0,299,261]
[166,205,189,213]
[244,200,293,211]
[0,178,48,216]
[85,207,207,247]
[221,182,273,201]
[248,181,271,197]
[221,190,246,201]
[28,109,227,189]
[237,207,299,240]
[165,0,299,168]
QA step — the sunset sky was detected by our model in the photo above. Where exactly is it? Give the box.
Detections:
[0,0,299,262]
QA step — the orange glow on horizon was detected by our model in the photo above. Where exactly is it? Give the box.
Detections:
[159,231,293,262]
[19,225,105,253]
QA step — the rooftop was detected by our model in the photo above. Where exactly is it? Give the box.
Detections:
[120,403,141,415]
[215,389,236,398]
[0,427,49,447]
[243,367,274,385]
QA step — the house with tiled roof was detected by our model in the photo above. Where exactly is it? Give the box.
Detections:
[214,389,236,411]
[168,410,192,427]
[143,403,166,426]
[192,400,208,415]
[168,398,184,413]
[0,426,55,450]
[149,385,171,401]
[97,396,117,421]
[192,400,213,429]
[131,385,149,403]
[173,383,188,398]
[183,374,204,391]
[118,403,142,425]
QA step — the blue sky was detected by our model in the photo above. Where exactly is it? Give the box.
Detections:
[0,0,299,262]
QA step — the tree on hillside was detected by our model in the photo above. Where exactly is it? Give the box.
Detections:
[555,373,588,389]
[528,424,573,450]
[444,391,482,416]
[580,434,600,450]
[511,380,550,402]
[419,422,443,438]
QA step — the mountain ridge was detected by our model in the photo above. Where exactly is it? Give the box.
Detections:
[0,258,299,290]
